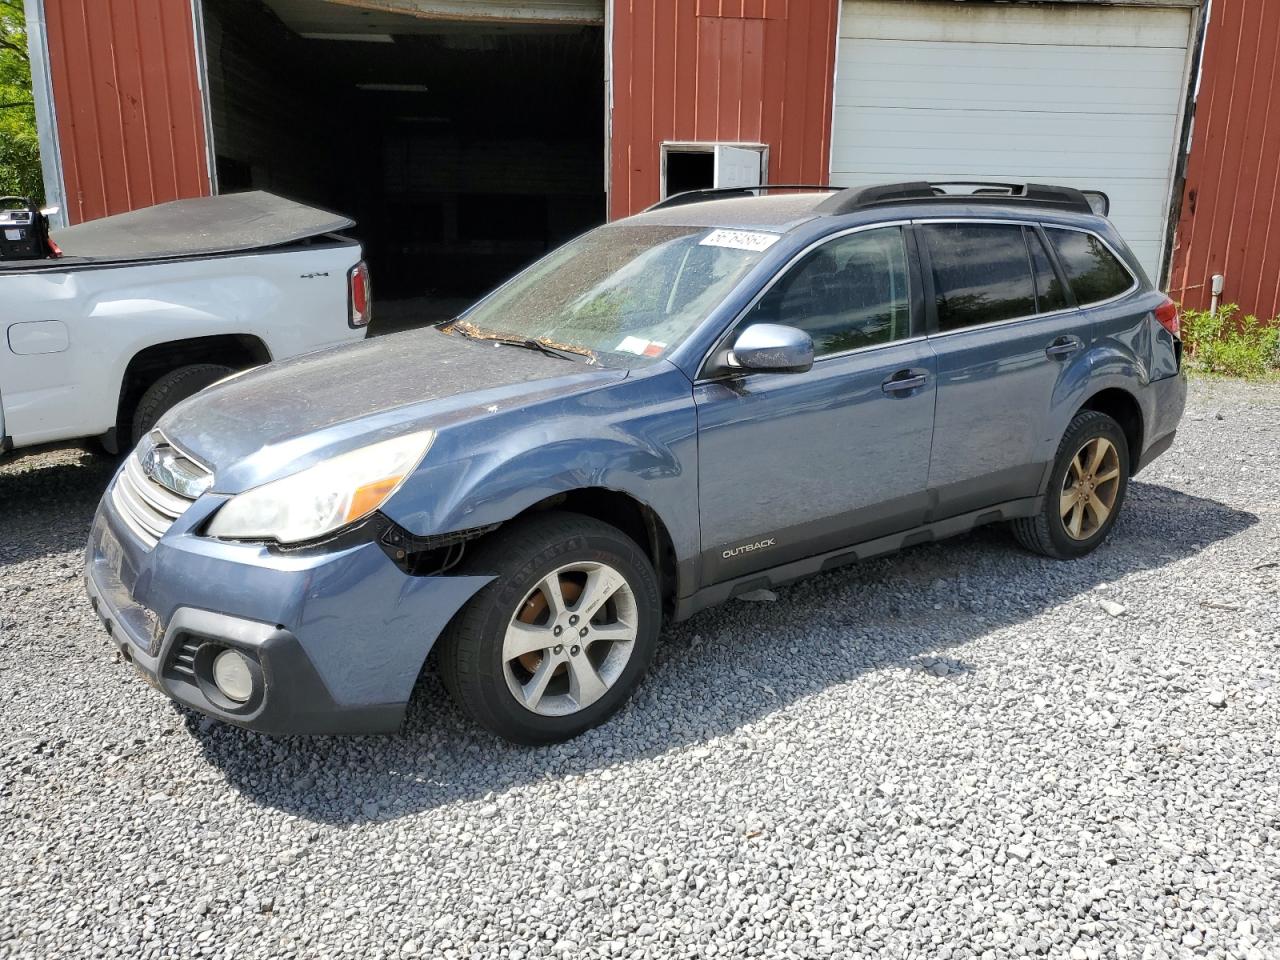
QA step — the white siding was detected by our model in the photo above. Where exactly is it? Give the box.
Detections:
[832,1,1195,281]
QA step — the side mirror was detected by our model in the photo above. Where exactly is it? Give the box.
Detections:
[728,323,814,375]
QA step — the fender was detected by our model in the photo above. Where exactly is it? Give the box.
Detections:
[1040,348,1150,497]
[380,364,701,587]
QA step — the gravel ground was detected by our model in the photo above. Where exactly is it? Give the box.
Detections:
[1,377,1277,960]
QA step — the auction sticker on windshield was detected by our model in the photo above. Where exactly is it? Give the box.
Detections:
[699,229,780,252]
[616,336,667,357]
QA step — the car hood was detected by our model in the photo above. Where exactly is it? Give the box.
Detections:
[157,328,626,492]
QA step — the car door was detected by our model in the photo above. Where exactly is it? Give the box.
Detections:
[693,224,937,586]
[917,220,1092,517]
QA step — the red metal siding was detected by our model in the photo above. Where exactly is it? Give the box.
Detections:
[1170,0,1280,319]
[610,0,839,218]
[44,0,210,224]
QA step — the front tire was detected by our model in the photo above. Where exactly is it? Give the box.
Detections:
[1012,410,1130,559]
[438,511,661,745]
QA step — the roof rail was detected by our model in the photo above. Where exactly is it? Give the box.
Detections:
[646,184,839,211]
[815,181,1110,217]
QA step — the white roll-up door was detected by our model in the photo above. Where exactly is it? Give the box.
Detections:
[832,1,1196,281]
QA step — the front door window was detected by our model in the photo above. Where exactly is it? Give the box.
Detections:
[741,227,912,355]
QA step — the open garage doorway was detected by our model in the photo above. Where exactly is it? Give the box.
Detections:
[198,0,607,334]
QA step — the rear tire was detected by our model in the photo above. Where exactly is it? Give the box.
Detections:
[1012,410,1130,559]
[130,363,233,446]
[438,511,661,745]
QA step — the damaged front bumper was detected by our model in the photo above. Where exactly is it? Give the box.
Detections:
[84,483,492,735]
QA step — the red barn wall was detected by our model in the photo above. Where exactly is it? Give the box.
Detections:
[1169,0,1280,319]
[609,0,841,219]
[44,0,210,224]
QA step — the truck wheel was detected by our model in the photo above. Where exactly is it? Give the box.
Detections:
[438,511,662,745]
[1011,410,1130,560]
[130,363,233,447]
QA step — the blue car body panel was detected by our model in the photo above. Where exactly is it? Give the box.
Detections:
[380,364,700,572]
[85,190,1187,735]
[694,337,938,584]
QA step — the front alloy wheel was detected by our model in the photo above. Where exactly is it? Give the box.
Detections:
[438,511,661,744]
[503,562,639,716]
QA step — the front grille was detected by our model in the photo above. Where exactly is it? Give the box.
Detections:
[109,439,208,549]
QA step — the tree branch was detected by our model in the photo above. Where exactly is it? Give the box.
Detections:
[0,99,34,109]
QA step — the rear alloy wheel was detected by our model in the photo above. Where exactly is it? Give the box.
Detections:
[1059,436,1122,541]
[1011,409,1130,559]
[438,512,661,744]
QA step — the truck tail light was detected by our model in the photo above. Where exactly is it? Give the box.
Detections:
[348,261,371,329]
[1154,297,1180,338]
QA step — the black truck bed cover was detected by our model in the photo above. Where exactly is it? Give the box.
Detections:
[0,192,355,273]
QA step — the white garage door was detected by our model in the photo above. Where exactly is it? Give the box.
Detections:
[832,1,1195,282]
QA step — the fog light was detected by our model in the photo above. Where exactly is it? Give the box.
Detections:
[212,649,254,703]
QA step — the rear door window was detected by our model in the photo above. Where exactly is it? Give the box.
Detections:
[743,226,912,357]
[1046,228,1134,305]
[921,223,1036,332]
[1027,229,1069,313]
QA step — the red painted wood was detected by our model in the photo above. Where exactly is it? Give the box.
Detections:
[1195,1,1256,313]
[629,0,657,216]
[610,0,839,218]
[693,16,719,141]
[1223,0,1276,318]
[739,17,764,144]
[44,0,209,224]
[1171,0,1280,320]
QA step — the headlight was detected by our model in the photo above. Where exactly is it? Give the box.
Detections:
[206,431,434,544]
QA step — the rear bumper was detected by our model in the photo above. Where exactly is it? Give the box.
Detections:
[1135,368,1187,474]
[84,483,492,735]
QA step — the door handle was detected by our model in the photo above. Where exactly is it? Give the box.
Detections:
[882,371,928,394]
[1045,336,1083,360]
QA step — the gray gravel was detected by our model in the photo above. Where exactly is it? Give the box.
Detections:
[2,377,1278,960]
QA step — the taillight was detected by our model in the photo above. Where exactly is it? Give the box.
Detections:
[348,261,371,329]
[1154,297,1180,338]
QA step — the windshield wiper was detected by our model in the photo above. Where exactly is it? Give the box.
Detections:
[490,336,590,364]
[444,321,594,364]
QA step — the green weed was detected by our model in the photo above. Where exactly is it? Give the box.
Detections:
[1180,303,1280,380]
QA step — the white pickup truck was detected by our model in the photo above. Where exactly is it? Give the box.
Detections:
[0,191,369,456]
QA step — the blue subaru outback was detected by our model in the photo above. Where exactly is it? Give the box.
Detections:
[85,182,1186,744]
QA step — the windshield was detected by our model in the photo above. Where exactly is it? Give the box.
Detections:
[451,224,774,365]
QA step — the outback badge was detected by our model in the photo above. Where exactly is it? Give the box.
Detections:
[722,538,776,560]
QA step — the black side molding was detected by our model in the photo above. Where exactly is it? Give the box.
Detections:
[674,496,1043,621]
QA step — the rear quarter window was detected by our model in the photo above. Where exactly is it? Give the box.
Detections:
[1046,229,1135,305]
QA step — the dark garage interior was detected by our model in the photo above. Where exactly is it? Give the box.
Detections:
[199,0,606,331]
